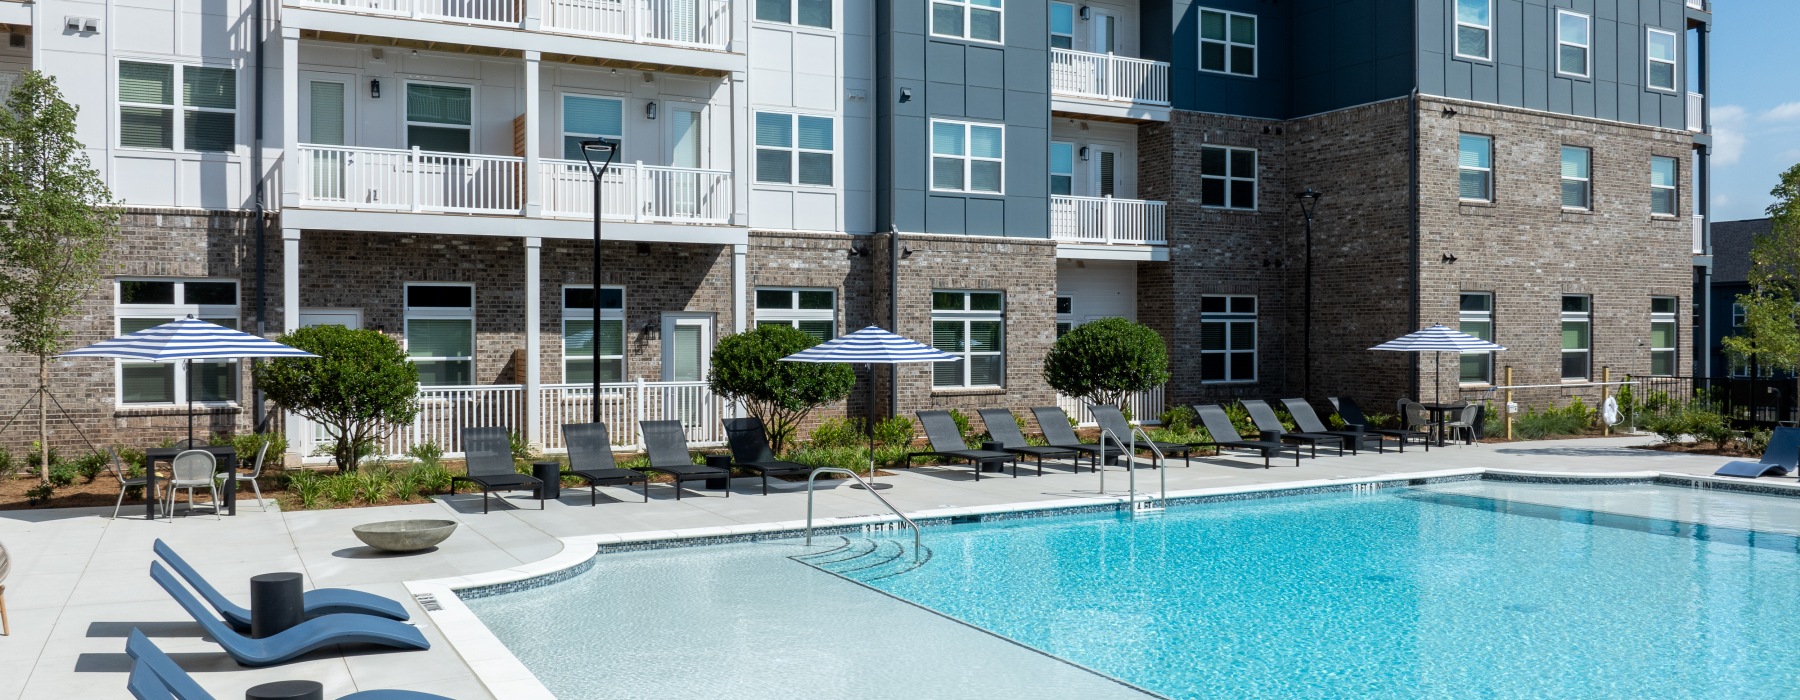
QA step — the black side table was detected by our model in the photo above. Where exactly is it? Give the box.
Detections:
[249,572,304,639]
[704,454,733,489]
[978,441,1009,473]
[246,680,323,700]
[532,462,562,501]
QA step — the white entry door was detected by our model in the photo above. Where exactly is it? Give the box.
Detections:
[298,309,362,456]
[661,314,714,430]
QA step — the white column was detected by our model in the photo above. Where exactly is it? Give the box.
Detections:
[281,229,303,462]
[522,0,541,31]
[730,242,747,419]
[280,27,301,208]
[524,237,544,449]
[730,70,749,225]
[523,51,542,218]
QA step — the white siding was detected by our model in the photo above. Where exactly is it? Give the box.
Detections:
[1056,260,1137,324]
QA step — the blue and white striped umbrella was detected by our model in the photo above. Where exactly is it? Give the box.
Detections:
[59,317,319,361]
[1369,324,1506,353]
[781,326,958,365]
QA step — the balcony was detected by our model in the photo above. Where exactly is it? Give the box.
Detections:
[1686,0,1705,9]
[1687,92,1704,132]
[288,0,732,52]
[1050,48,1171,121]
[1694,214,1705,255]
[1051,195,1166,246]
[296,144,732,225]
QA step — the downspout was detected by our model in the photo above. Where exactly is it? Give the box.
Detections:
[1407,88,1421,402]
[888,225,899,420]
[251,0,268,432]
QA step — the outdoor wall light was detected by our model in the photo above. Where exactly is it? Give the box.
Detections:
[645,101,658,120]
[847,245,870,258]
[1442,107,1459,117]
[1078,146,1090,161]
[1079,6,1090,19]
[900,87,912,103]
[1442,253,1459,264]
[369,78,381,98]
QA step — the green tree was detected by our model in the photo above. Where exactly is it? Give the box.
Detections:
[253,326,420,471]
[708,324,855,455]
[1042,318,1171,418]
[0,71,119,482]
[1723,163,1800,380]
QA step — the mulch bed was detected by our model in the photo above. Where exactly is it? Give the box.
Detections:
[0,472,204,512]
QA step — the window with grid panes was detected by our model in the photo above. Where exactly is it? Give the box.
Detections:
[119,62,236,152]
[1459,134,1493,201]
[932,291,1004,388]
[405,284,475,386]
[755,0,831,27]
[1647,29,1678,92]
[1200,145,1255,209]
[1651,156,1678,216]
[1651,297,1678,376]
[755,112,834,186]
[1557,10,1590,77]
[1050,3,1074,48]
[1200,296,1256,383]
[755,288,835,341]
[562,95,623,160]
[1561,146,1591,210]
[115,279,240,405]
[1198,8,1257,76]
[1456,0,1491,60]
[1561,295,1591,380]
[931,120,1004,194]
[1460,293,1494,384]
[931,0,1002,43]
[563,286,624,384]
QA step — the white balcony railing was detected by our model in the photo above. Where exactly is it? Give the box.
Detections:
[542,0,731,49]
[1058,386,1167,428]
[1050,48,1171,106]
[293,0,519,27]
[1686,0,1704,9]
[1050,195,1167,245]
[1687,92,1704,132]
[541,159,732,223]
[1694,214,1705,255]
[298,145,524,215]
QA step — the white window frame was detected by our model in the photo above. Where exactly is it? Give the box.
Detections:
[1055,295,1074,337]
[1459,133,1494,203]
[1459,292,1494,385]
[930,119,1006,195]
[561,285,625,385]
[403,282,476,387]
[1454,0,1492,61]
[754,287,837,340]
[1646,28,1679,93]
[1049,2,1074,49]
[930,0,1004,45]
[1556,10,1591,78]
[754,111,835,187]
[114,278,241,407]
[1561,295,1591,381]
[1650,296,1678,377]
[1560,146,1591,211]
[1050,141,1074,196]
[1197,8,1258,77]
[753,0,833,28]
[1200,295,1257,384]
[559,92,625,161]
[117,60,239,153]
[1732,302,1747,328]
[931,290,1005,389]
[1199,145,1257,210]
[1650,156,1679,217]
[1730,355,1775,380]
[403,80,476,153]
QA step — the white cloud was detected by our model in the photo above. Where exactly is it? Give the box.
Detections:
[1714,193,1732,208]
[1764,102,1800,122]
[1712,104,1748,167]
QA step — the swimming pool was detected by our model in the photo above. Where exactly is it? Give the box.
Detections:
[465,479,1800,699]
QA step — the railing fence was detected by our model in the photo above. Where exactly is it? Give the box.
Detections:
[1050,195,1167,245]
[1058,386,1167,428]
[1050,48,1171,106]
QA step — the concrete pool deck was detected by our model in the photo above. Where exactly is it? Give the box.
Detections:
[0,435,1769,699]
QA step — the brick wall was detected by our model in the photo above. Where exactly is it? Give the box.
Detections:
[745,230,879,433]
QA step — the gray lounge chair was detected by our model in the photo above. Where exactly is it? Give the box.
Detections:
[150,562,428,667]
[448,427,542,514]
[908,410,1018,480]
[154,540,408,634]
[1030,406,1114,472]
[1189,404,1301,468]
[1281,398,1387,454]
[1242,399,1344,457]
[978,408,1077,475]
[126,629,450,700]
[1089,404,1194,467]
[562,423,649,505]
[639,420,730,499]
[723,417,815,494]
[1331,396,1431,452]
[1716,426,1800,478]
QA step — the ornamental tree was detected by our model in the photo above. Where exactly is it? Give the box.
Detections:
[1042,318,1170,419]
[1723,162,1800,381]
[709,324,855,455]
[253,325,420,471]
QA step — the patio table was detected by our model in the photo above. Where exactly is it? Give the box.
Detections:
[142,446,238,519]
[1418,403,1465,448]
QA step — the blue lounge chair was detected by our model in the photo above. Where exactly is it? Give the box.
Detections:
[1716,426,1800,478]
[154,539,409,633]
[126,629,449,700]
[151,561,429,667]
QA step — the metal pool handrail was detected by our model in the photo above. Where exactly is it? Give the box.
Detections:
[805,467,922,561]
[1099,426,1167,514]
[1128,425,1167,513]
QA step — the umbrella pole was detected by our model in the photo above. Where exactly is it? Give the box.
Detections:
[1435,353,1442,404]
[186,359,195,444]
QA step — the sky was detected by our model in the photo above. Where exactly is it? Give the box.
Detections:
[1705,0,1800,222]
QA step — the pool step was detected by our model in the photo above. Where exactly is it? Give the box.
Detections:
[791,536,933,582]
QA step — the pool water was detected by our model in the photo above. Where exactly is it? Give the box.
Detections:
[466,481,1800,699]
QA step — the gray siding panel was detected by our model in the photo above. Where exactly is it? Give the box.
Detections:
[1499,63,1524,105]
[927,195,966,235]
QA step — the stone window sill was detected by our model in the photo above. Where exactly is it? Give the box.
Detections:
[1560,208,1594,216]
[930,386,1008,397]
[115,404,243,418]
[1458,200,1496,209]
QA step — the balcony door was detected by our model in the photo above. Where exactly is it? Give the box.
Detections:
[302,74,353,202]
[1091,148,1118,198]
[1092,10,1118,54]
[661,313,714,430]
[665,104,705,218]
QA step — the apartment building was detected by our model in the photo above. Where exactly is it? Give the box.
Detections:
[0,0,1711,460]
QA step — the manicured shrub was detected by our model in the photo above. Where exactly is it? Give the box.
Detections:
[71,450,107,483]
[709,324,856,455]
[1042,318,1170,419]
[255,325,421,472]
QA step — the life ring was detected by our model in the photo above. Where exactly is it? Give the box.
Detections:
[1602,396,1623,426]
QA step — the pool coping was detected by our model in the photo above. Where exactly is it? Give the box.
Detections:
[405,467,1794,698]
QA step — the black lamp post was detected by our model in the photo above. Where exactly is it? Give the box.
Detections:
[1295,188,1322,398]
[578,138,620,423]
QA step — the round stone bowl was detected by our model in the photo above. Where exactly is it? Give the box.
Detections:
[352,519,457,553]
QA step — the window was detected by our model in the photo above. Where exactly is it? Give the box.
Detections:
[405,284,475,386]
[115,279,240,405]
[1556,10,1590,78]
[1561,146,1591,210]
[562,95,623,160]
[563,286,624,384]
[1732,302,1747,328]
[1455,0,1491,60]
[1459,134,1493,202]
[755,0,831,28]
[755,112,834,186]
[1651,156,1679,216]
[1050,3,1074,49]
[1200,145,1256,209]
[931,291,1004,388]
[931,120,1004,194]
[1055,295,1073,337]
[1730,355,1775,379]
[1651,297,1678,377]
[1200,296,1256,383]
[1561,295,1591,380]
[1049,142,1074,195]
[406,83,472,153]
[755,288,835,341]
[1199,8,1257,76]
[1459,293,1494,384]
[1646,29,1678,92]
[931,0,1002,43]
[119,62,237,152]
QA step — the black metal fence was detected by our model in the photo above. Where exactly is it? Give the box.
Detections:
[1629,375,1798,428]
